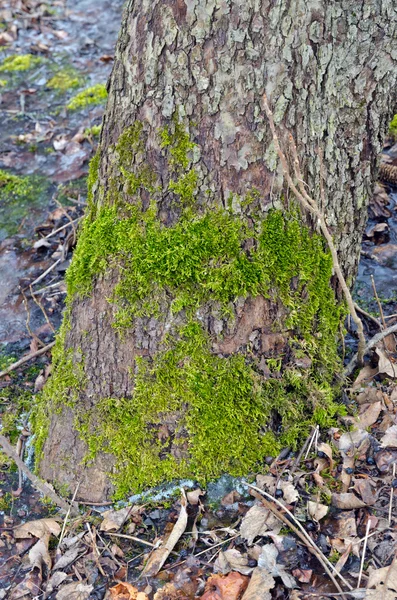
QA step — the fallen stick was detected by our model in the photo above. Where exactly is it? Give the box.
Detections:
[0,341,55,379]
[344,323,397,377]
[0,434,79,516]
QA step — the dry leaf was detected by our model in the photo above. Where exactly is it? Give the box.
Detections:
[307,501,328,522]
[56,582,93,600]
[100,505,141,532]
[52,544,82,570]
[240,505,281,545]
[14,518,61,539]
[29,532,51,572]
[317,443,334,469]
[292,569,312,583]
[187,488,205,505]
[331,493,367,509]
[381,425,397,448]
[353,480,377,505]
[200,572,249,600]
[109,582,149,600]
[241,567,275,600]
[256,475,277,494]
[356,401,383,429]
[143,492,188,576]
[9,567,41,599]
[257,544,297,589]
[376,348,397,378]
[215,549,252,576]
[367,563,397,597]
[278,481,299,504]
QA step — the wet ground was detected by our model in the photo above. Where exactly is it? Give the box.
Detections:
[0,0,123,351]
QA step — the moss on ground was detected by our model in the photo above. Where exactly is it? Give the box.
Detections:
[67,83,107,110]
[0,169,50,239]
[0,54,42,72]
[46,69,81,92]
[35,117,347,498]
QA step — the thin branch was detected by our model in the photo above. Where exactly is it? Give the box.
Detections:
[344,323,397,376]
[0,341,55,378]
[30,259,61,287]
[262,93,366,366]
[354,302,381,329]
[0,434,79,516]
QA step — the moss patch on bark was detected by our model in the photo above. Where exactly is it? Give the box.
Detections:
[33,117,347,498]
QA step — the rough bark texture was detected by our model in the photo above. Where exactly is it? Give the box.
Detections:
[37,0,397,501]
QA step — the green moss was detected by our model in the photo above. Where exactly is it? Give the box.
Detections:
[0,169,50,240]
[37,118,347,497]
[84,124,102,138]
[67,83,107,110]
[0,54,42,72]
[47,69,81,92]
[0,79,6,87]
[389,114,397,139]
[81,321,344,499]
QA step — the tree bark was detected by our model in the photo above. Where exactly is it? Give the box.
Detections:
[35,0,397,501]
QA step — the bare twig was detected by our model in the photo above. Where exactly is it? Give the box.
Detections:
[262,93,366,366]
[371,275,387,329]
[290,426,317,475]
[357,520,371,589]
[58,483,80,549]
[0,341,55,378]
[20,287,45,348]
[389,463,396,527]
[44,217,80,240]
[29,284,56,333]
[344,323,397,377]
[0,434,79,516]
[354,302,382,329]
[105,532,156,548]
[30,259,61,287]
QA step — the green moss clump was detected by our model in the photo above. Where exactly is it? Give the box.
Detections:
[84,124,102,138]
[67,84,107,110]
[0,169,50,240]
[47,69,81,92]
[389,114,397,139]
[82,321,344,499]
[0,54,42,72]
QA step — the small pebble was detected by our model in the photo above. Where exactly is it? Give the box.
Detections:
[305,521,316,531]
[392,479,397,488]
[275,489,283,498]
[345,467,354,474]
[317,451,326,459]
[366,456,375,465]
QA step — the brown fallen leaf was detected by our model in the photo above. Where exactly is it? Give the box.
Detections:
[239,505,281,545]
[257,544,296,589]
[353,479,377,505]
[241,567,275,600]
[56,582,93,600]
[187,488,205,505]
[292,569,312,583]
[109,582,149,600]
[10,567,41,599]
[331,493,367,509]
[367,563,397,597]
[215,549,252,576]
[375,449,397,473]
[200,572,249,600]
[376,348,397,378]
[317,443,334,470]
[380,425,397,448]
[14,518,61,539]
[355,401,383,429]
[143,491,188,576]
[307,500,328,522]
[100,505,142,532]
[29,531,51,572]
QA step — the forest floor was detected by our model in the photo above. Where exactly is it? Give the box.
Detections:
[2,1,397,599]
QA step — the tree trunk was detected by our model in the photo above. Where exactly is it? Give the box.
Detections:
[33,0,397,502]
